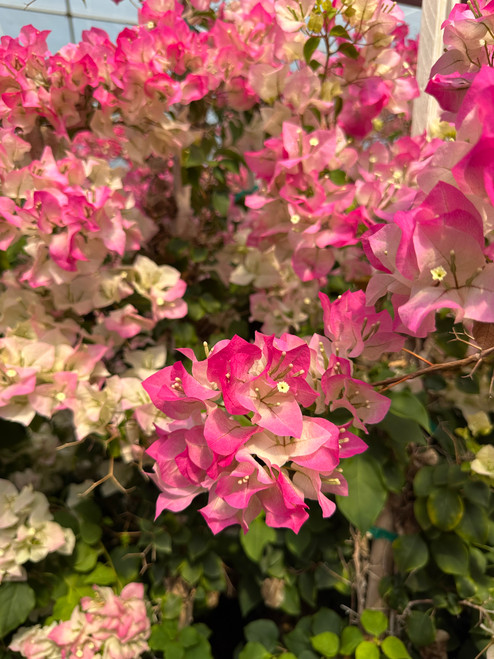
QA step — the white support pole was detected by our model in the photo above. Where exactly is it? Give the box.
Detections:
[411,0,456,135]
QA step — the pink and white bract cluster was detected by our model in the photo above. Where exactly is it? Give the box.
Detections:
[10,583,151,659]
[143,294,396,534]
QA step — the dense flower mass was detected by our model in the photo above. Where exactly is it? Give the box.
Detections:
[10,583,151,658]
[1,0,494,655]
[143,321,392,533]
[0,479,74,583]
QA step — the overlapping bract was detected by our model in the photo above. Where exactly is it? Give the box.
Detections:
[10,583,150,659]
[143,323,392,534]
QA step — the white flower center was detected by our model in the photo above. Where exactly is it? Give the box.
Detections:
[431,265,447,282]
[277,381,290,394]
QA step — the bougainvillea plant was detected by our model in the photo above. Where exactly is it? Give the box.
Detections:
[1,0,494,657]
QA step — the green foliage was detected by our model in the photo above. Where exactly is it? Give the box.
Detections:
[336,453,387,530]
[0,583,35,638]
[360,610,388,637]
[406,611,436,647]
[310,631,340,657]
[381,636,411,659]
[240,515,277,562]
[392,534,429,572]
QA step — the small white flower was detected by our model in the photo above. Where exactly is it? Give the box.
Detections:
[430,265,447,282]
[277,381,290,394]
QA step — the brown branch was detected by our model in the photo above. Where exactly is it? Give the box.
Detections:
[373,345,494,391]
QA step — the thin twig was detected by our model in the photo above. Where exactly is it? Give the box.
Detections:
[374,346,494,391]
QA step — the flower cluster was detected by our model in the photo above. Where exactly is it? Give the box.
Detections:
[0,479,74,583]
[361,2,494,337]
[9,583,151,659]
[143,317,392,534]
[426,0,494,114]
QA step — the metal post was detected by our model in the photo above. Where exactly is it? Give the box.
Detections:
[411,0,456,135]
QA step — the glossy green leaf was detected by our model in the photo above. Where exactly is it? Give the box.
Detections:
[431,534,469,575]
[212,192,230,216]
[455,575,477,598]
[239,642,272,659]
[413,498,432,530]
[0,583,35,638]
[393,534,429,572]
[338,42,360,59]
[455,499,488,543]
[406,611,436,647]
[360,609,388,637]
[336,454,387,531]
[310,631,340,657]
[381,636,412,658]
[355,640,380,659]
[413,466,435,497]
[463,479,490,507]
[286,524,311,557]
[312,608,343,635]
[241,516,276,562]
[74,541,99,572]
[340,626,364,654]
[244,620,278,653]
[330,25,351,38]
[304,36,321,63]
[83,563,116,586]
[427,488,464,531]
[389,391,431,432]
[79,518,102,545]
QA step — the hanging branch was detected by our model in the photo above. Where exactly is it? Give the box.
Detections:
[373,345,494,392]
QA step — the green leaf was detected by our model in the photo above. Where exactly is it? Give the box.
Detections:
[381,636,411,659]
[74,541,99,572]
[79,518,102,545]
[380,415,426,449]
[338,42,360,59]
[455,500,488,544]
[149,621,180,651]
[310,632,340,657]
[463,480,490,507]
[303,36,321,63]
[312,608,343,635]
[413,467,434,497]
[455,575,477,598]
[245,620,279,653]
[431,535,469,575]
[286,525,311,557]
[389,391,431,432]
[431,463,466,487]
[392,534,429,572]
[110,546,140,583]
[83,563,116,586]
[154,530,172,554]
[0,582,35,638]
[336,454,387,531]
[239,642,272,659]
[238,576,262,616]
[427,488,464,531]
[240,515,276,562]
[355,640,380,659]
[212,192,230,217]
[328,169,347,186]
[180,560,202,585]
[52,584,94,621]
[413,498,432,531]
[330,25,351,38]
[406,611,436,647]
[360,610,388,637]
[281,581,301,616]
[340,626,364,654]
